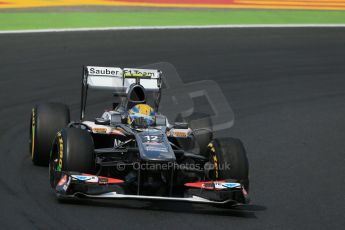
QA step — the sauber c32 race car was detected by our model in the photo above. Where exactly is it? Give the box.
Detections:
[29,66,250,206]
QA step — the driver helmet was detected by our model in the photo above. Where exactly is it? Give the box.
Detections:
[128,104,155,127]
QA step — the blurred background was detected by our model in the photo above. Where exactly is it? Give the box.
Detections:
[1,0,345,30]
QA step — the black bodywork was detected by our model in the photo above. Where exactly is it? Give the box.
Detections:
[52,66,249,205]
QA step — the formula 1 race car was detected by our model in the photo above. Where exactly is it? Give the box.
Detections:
[29,66,250,206]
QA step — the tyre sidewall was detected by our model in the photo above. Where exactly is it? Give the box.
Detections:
[30,103,70,166]
[50,128,95,188]
[208,138,249,190]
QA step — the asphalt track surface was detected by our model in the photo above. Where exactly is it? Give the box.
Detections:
[0,28,345,229]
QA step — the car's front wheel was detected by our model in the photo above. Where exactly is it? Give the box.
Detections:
[207,138,249,191]
[49,128,95,188]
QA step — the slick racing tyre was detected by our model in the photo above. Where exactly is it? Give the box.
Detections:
[49,128,95,188]
[30,103,70,166]
[207,138,249,191]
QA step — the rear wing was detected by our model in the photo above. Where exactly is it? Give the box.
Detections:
[84,66,161,91]
[80,66,162,120]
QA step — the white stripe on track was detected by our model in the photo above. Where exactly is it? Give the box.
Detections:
[1,24,345,34]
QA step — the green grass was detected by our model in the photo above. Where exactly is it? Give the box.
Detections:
[0,10,345,30]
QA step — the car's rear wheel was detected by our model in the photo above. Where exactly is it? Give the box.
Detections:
[207,138,249,191]
[49,128,95,188]
[30,103,70,166]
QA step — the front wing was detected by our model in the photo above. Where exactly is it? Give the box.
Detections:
[55,172,249,206]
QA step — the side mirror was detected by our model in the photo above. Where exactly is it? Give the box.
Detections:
[173,122,189,129]
[94,118,110,126]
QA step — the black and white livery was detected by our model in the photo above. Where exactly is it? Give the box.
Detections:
[29,66,250,206]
